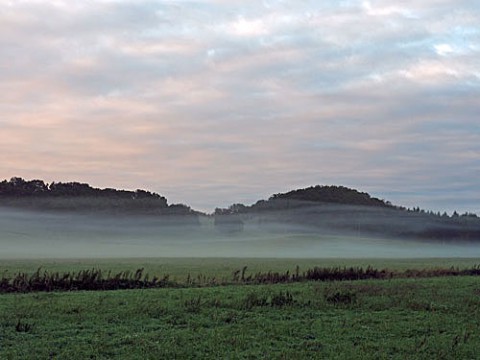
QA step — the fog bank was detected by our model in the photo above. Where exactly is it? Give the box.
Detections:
[1,207,480,259]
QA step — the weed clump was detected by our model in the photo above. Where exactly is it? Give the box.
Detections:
[184,296,203,313]
[270,291,296,307]
[240,291,296,309]
[324,289,357,306]
[15,318,34,333]
[242,292,268,309]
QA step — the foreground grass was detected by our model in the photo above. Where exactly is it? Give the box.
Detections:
[1,275,480,359]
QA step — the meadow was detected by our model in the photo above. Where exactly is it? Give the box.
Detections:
[1,258,480,359]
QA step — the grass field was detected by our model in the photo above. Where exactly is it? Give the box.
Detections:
[1,258,480,359]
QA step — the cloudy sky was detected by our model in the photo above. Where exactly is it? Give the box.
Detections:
[1,0,479,213]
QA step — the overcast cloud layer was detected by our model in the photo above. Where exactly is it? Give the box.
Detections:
[1,0,479,213]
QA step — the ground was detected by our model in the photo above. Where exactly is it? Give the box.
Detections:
[0,258,479,359]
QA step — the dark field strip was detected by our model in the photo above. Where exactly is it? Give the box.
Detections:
[2,265,480,293]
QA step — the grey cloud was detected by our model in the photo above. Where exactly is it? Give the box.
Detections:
[0,0,479,213]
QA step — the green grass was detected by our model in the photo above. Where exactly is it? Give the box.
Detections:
[1,258,480,359]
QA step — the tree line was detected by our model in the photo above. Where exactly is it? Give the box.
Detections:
[0,177,199,219]
[0,177,166,203]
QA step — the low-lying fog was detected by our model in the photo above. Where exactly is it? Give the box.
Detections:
[1,207,480,259]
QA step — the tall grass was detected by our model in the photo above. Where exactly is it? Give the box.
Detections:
[1,265,479,293]
[0,268,174,293]
[239,265,480,284]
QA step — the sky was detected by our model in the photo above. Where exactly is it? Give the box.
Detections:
[1,0,479,214]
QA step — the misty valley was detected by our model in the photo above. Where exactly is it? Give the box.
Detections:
[2,177,480,359]
[1,177,480,259]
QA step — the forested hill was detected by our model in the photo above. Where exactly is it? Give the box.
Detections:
[0,177,164,200]
[214,185,480,241]
[0,177,197,218]
[215,186,394,215]
[219,185,478,219]
[255,185,393,209]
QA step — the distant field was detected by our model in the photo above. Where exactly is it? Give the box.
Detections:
[1,258,480,359]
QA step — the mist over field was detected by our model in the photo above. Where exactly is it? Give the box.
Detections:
[2,206,480,259]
